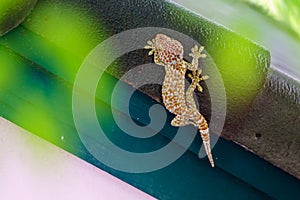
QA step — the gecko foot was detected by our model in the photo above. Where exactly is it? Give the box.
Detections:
[188,69,209,93]
[144,39,156,55]
[189,45,207,59]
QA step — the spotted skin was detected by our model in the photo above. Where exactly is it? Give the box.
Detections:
[145,34,214,167]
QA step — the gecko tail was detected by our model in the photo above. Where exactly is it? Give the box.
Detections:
[200,131,215,167]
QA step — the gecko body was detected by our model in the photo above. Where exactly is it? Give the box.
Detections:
[145,34,214,167]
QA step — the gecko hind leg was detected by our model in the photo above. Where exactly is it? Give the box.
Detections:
[171,115,187,127]
[171,115,197,127]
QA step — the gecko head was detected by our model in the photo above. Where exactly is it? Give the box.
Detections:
[154,34,184,66]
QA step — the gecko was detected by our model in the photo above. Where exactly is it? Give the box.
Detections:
[144,34,214,167]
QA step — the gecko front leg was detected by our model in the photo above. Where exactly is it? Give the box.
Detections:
[144,39,156,55]
[144,39,166,66]
[186,45,207,71]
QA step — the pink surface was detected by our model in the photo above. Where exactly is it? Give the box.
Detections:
[0,118,156,200]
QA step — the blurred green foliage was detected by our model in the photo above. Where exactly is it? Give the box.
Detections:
[245,0,300,39]
[0,0,108,153]
[0,0,37,36]
[22,0,107,82]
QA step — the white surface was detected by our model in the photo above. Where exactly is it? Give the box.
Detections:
[0,117,155,200]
